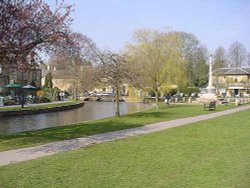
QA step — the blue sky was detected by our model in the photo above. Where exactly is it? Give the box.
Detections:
[48,0,250,52]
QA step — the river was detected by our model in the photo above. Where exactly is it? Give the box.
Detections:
[0,102,151,135]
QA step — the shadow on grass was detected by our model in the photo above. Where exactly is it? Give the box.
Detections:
[0,119,147,151]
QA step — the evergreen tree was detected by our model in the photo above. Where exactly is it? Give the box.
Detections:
[44,72,53,89]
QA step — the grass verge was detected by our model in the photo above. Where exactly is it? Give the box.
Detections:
[0,103,237,151]
[0,109,249,187]
[0,101,81,112]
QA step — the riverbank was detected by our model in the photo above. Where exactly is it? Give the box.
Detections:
[0,101,84,117]
[0,103,238,151]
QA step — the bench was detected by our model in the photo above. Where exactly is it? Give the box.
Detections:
[203,101,216,111]
[220,101,228,105]
[218,98,228,105]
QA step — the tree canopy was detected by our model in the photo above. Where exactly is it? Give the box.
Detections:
[213,46,227,70]
[126,29,188,108]
[228,41,247,68]
[0,0,73,69]
[176,32,208,87]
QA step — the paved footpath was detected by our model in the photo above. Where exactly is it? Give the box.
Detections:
[0,105,250,166]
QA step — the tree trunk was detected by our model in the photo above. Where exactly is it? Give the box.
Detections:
[73,78,79,100]
[155,90,159,109]
[115,84,120,117]
[21,72,24,108]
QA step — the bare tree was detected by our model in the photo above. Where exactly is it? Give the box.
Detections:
[213,46,227,70]
[48,33,98,99]
[95,52,130,117]
[247,53,250,67]
[228,42,247,68]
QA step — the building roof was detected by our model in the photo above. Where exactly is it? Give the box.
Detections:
[213,68,231,75]
[213,67,250,75]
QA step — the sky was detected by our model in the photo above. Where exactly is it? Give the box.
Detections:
[47,0,250,53]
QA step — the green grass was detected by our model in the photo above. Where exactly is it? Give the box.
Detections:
[0,101,80,112]
[0,109,249,188]
[0,103,237,151]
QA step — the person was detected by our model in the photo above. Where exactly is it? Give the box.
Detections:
[59,92,64,101]
[19,94,25,108]
[61,92,65,101]
[165,94,171,105]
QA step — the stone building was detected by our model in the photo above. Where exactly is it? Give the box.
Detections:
[0,63,42,90]
[41,64,75,91]
[213,67,250,97]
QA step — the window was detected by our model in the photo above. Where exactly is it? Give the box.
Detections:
[32,71,37,81]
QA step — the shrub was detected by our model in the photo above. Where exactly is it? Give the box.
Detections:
[36,97,51,103]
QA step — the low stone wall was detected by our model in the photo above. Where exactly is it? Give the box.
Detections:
[0,102,84,117]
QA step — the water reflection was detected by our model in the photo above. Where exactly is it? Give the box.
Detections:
[0,102,150,135]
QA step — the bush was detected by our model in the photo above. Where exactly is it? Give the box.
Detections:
[36,97,51,103]
[180,87,199,96]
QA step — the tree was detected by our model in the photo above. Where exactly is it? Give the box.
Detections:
[126,29,186,109]
[96,52,130,117]
[213,46,227,70]
[44,72,53,89]
[228,42,247,68]
[247,53,250,67]
[79,64,99,92]
[191,46,209,87]
[48,33,98,99]
[0,0,73,69]
[176,32,208,87]
[43,71,65,101]
[63,34,134,116]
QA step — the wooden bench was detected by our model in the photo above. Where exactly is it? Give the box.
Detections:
[220,101,228,105]
[203,101,216,111]
[218,98,228,105]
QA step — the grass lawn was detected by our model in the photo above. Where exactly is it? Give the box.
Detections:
[0,100,81,112]
[0,109,249,187]
[0,103,240,152]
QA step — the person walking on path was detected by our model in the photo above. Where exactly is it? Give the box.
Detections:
[165,94,171,106]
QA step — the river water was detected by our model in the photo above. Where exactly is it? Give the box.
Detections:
[0,102,151,135]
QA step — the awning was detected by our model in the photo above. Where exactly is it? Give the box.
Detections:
[228,87,244,89]
[22,85,36,89]
[2,83,21,88]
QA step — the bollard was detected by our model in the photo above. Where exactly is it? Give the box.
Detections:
[235,99,240,106]
[0,96,4,107]
[182,97,186,103]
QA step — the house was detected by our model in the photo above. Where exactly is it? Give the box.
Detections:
[0,63,42,91]
[213,67,250,97]
[41,64,76,91]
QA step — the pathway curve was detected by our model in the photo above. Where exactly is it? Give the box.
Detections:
[0,105,250,166]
